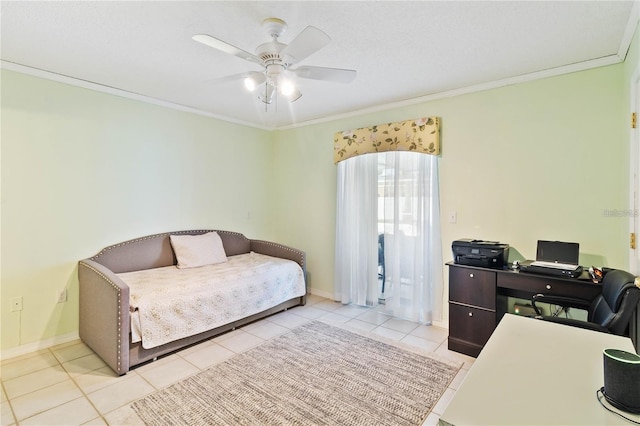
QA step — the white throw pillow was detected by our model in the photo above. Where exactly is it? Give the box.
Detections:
[170,232,228,269]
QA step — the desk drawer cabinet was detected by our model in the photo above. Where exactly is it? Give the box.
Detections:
[449,267,496,309]
[446,262,606,358]
[448,265,497,358]
[449,304,496,357]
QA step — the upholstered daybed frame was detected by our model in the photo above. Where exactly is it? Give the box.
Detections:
[78,230,306,375]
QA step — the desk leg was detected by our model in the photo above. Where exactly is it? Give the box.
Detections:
[496,294,508,323]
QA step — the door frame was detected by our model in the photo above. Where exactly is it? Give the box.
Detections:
[630,65,640,352]
[630,66,640,274]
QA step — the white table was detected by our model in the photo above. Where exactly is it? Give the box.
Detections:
[439,314,640,425]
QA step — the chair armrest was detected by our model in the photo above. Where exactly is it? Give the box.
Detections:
[78,259,130,375]
[531,293,591,316]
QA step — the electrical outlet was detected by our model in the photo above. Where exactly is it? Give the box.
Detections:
[57,289,67,303]
[11,296,23,312]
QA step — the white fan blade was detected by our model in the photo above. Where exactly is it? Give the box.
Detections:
[193,34,263,66]
[280,26,331,64]
[292,66,357,83]
[207,72,250,85]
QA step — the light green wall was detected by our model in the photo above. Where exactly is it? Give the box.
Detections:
[1,70,274,351]
[272,64,628,307]
[1,40,633,351]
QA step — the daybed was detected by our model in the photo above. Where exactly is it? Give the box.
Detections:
[78,230,306,375]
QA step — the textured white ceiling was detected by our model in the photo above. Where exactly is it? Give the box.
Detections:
[1,1,637,129]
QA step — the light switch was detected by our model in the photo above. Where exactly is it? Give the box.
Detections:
[448,211,457,224]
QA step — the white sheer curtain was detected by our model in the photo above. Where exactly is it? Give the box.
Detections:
[334,151,443,324]
[379,152,443,324]
[334,153,379,306]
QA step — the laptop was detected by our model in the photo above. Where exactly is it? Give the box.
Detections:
[521,240,583,278]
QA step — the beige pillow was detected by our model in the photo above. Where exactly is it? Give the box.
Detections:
[170,232,228,269]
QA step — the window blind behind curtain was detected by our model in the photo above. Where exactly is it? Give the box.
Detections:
[333,117,443,324]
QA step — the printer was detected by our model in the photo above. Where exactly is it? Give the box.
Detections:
[452,239,510,269]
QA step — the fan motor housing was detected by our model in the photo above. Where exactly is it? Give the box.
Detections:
[255,41,287,64]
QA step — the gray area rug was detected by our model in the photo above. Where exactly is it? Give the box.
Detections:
[131,321,461,425]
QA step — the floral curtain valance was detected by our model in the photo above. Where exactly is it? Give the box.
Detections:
[333,117,440,163]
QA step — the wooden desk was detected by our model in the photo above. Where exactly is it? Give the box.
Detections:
[439,314,639,426]
[447,262,603,357]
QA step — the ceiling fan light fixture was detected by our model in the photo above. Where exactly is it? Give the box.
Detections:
[243,72,265,92]
[279,75,301,101]
[193,17,356,110]
[279,78,296,97]
[258,84,275,104]
[283,86,302,102]
[257,94,272,104]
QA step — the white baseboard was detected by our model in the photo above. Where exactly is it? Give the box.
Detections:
[1,332,80,362]
[308,287,334,300]
[432,319,448,329]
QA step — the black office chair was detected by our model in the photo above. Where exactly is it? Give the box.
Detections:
[531,269,640,336]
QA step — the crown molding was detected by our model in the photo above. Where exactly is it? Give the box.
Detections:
[280,54,624,130]
[0,60,273,131]
[1,51,628,133]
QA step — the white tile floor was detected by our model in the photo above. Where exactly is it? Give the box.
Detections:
[0,295,475,425]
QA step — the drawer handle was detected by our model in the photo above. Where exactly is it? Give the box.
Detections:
[468,312,473,317]
[546,284,552,290]
[469,273,474,278]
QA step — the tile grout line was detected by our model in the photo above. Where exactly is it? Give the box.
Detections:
[2,298,463,426]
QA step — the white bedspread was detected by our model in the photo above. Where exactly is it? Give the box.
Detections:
[117,252,305,349]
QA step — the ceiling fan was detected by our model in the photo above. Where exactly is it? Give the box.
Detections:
[193,18,357,106]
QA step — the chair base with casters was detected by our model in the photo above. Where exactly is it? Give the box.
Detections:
[531,269,640,337]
